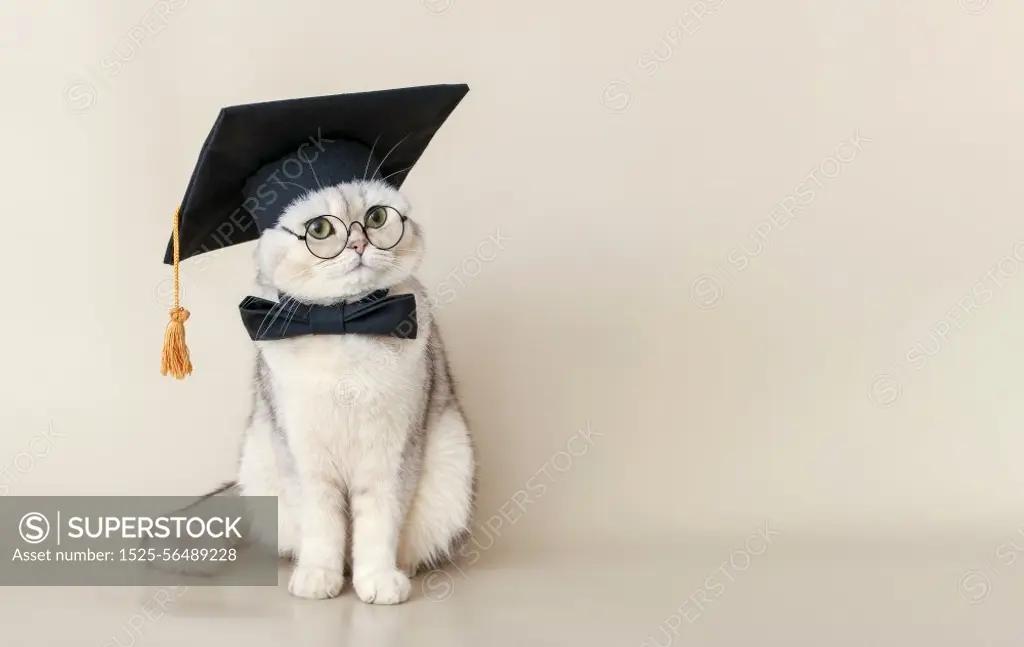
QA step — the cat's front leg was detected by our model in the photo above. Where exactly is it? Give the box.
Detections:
[288,448,347,600]
[350,446,412,605]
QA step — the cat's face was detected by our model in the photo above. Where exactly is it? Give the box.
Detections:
[255,181,423,303]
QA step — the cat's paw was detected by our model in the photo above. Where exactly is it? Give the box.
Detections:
[288,565,345,600]
[353,568,411,605]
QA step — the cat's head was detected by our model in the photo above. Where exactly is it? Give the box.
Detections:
[255,180,423,303]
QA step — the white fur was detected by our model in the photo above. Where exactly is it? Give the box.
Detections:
[236,181,475,603]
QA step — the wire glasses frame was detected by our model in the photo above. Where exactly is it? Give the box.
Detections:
[280,206,407,259]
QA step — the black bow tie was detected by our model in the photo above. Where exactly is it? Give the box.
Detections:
[238,290,417,341]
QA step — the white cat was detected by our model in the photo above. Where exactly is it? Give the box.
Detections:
[236,179,476,604]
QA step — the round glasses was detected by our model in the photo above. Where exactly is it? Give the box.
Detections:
[283,206,407,259]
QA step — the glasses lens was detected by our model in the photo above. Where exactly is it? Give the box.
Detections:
[304,216,347,259]
[364,206,405,250]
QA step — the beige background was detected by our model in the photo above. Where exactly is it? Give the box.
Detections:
[1,2,1024,643]
[4,0,1024,544]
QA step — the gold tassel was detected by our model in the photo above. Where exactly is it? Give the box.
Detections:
[161,207,193,379]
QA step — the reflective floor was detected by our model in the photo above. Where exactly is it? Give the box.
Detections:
[3,535,1022,646]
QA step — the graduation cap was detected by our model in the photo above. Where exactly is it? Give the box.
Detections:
[160,84,470,379]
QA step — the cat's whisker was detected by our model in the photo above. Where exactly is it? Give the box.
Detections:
[255,300,287,340]
[260,295,305,340]
[380,165,414,184]
[279,297,302,337]
[370,134,410,183]
[362,134,382,182]
[308,163,324,191]
[266,303,293,339]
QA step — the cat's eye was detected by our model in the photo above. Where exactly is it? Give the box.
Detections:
[365,207,388,229]
[361,206,406,250]
[306,217,334,240]
[297,215,346,259]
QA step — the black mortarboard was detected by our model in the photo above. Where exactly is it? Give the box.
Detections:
[164,83,470,265]
[159,84,470,379]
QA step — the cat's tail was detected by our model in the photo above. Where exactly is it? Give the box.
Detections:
[175,481,245,541]
[141,482,247,577]
[190,481,240,503]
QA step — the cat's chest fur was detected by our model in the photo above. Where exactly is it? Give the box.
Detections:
[258,333,427,450]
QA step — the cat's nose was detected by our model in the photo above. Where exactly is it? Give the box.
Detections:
[347,237,367,255]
